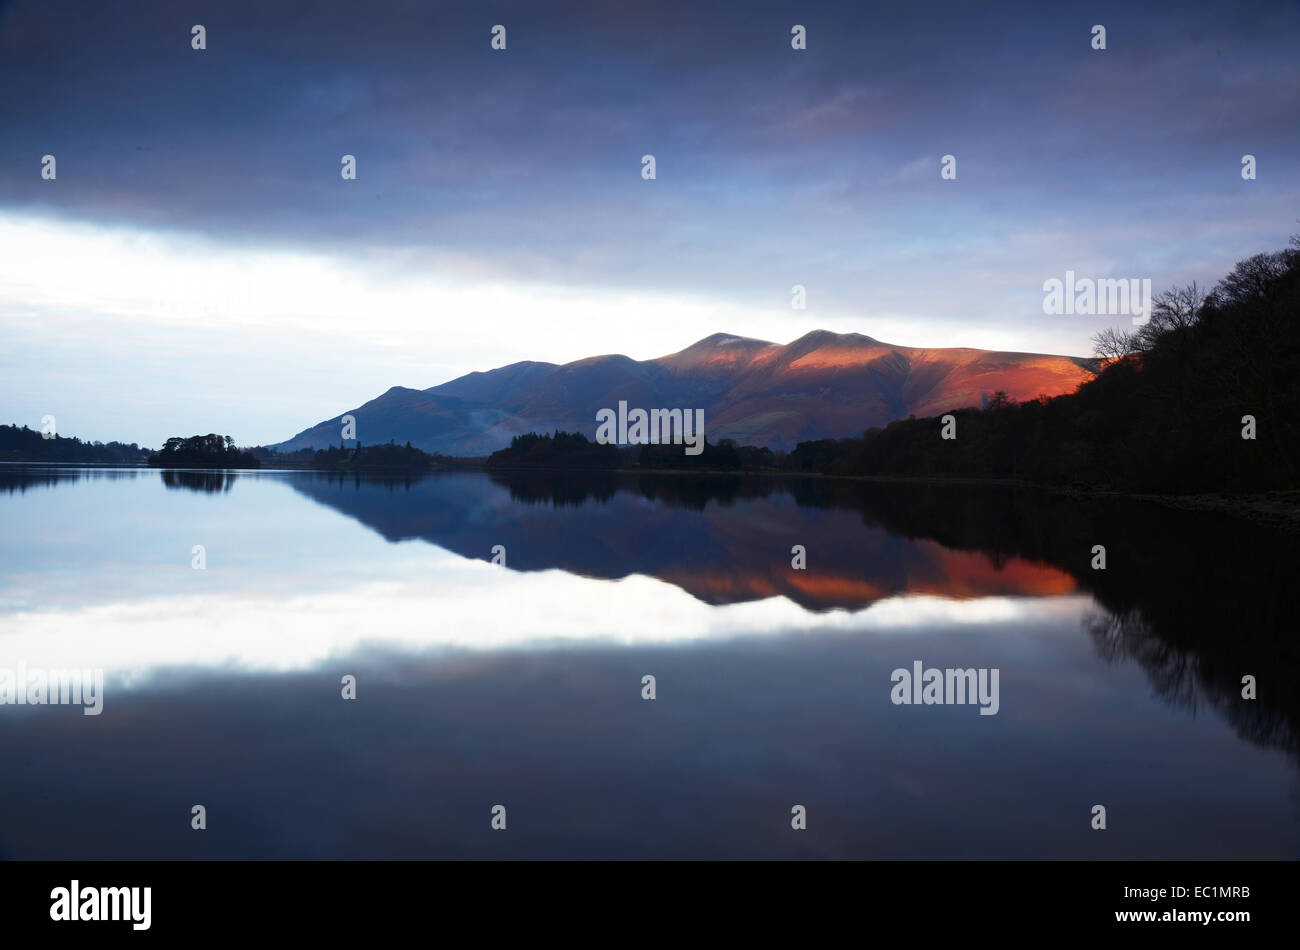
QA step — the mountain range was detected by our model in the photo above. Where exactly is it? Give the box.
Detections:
[272,330,1098,455]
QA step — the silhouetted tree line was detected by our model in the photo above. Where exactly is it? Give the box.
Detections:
[149,434,261,468]
[790,240,1300,491]
[0,424,151,462]
[486,431,623,470]
[251,441,474,471]
[486,431,779,472]
[639,438,777,471]
[309,440,441,471]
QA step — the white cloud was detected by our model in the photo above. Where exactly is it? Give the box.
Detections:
[1,212,886,444]
[0,549,1091,689]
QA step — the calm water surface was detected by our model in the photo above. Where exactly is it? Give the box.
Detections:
[1,465,1296,859]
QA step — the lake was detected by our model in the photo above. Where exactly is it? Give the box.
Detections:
[1,465,1296,859]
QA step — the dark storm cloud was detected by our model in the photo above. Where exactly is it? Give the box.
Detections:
[0,0,1297,302]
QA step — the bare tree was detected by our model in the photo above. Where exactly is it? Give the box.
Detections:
[1091,326,1141,361]
[1137,281,1206,349]
[1210,253,1290,307]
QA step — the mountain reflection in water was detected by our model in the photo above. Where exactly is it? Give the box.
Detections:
[0,465,1295,859]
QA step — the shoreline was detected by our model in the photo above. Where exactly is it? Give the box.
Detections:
[6,459,1296,529]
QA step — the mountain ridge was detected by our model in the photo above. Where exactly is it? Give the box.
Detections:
[271,330,1098,455]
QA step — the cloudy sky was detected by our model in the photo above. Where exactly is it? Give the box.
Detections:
[1,0,1297,447]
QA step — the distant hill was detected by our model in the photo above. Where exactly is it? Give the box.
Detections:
[271,330,1097,455]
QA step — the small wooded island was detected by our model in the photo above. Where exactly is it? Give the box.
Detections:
[149,434,261,469]
[263,440,467,472]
